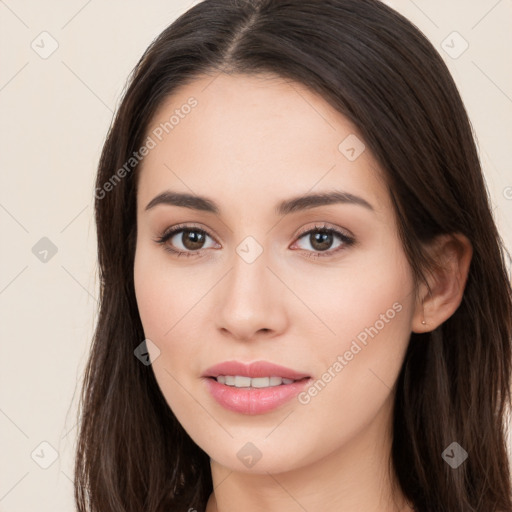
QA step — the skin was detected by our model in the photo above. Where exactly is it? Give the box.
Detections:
[133,72,472,512]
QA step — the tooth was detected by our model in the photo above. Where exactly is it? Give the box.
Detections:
[252,377,272,388]
[234,376,252,387]
[217,375,297,387]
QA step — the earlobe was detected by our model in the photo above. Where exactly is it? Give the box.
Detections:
[411,233,473,333]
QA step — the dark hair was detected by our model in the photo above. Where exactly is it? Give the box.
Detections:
[75,0,512,510]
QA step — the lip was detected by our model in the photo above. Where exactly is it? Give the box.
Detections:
[201,360,310,380]
[201,360,312,415]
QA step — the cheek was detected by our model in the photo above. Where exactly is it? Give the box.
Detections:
[133,244,207,384]
[286,243,414,362]
[294,256,415,422]
[134,243,192,340]
[133,269,166,341]
[287,249,415,418]
[134,248,201,415]
[330,270,412,356]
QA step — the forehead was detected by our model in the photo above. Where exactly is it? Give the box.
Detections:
[136,72,389,218]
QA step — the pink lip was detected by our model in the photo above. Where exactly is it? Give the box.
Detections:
[201,360,310,380]
[202,360,311,415]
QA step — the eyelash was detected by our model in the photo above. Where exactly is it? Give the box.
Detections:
[153,222,356,259]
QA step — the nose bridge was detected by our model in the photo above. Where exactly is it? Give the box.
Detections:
[227,238,271,309]
[214,236,287,339]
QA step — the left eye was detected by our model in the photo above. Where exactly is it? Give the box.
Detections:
[292,227,354,255]
[288,225,355,258]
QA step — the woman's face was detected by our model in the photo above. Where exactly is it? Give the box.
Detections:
[134,72,418,474]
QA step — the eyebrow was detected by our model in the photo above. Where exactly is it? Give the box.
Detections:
[144,190,374,215]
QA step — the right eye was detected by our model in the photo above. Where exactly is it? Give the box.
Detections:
[154,224,220,257]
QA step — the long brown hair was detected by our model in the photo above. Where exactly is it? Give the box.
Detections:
[75,0,512,510]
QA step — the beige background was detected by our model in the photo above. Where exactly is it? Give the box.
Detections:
[0,1,511,510]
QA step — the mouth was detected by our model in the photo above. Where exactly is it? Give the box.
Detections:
[201,360,312,415]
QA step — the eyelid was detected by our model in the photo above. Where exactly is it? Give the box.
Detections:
[158,222,219,242]
[293,222,354,241]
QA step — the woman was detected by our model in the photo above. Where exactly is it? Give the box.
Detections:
[75,0,512,511]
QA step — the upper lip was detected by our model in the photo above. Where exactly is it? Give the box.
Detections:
[202,360,310,380]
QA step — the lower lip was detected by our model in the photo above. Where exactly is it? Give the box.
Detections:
[203,377,311,415]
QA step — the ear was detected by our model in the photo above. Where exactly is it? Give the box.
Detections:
[411,233,473,333]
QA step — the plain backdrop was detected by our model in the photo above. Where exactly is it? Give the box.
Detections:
[0,1,511,510]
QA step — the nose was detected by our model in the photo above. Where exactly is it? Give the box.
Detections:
[214,247,289,342]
